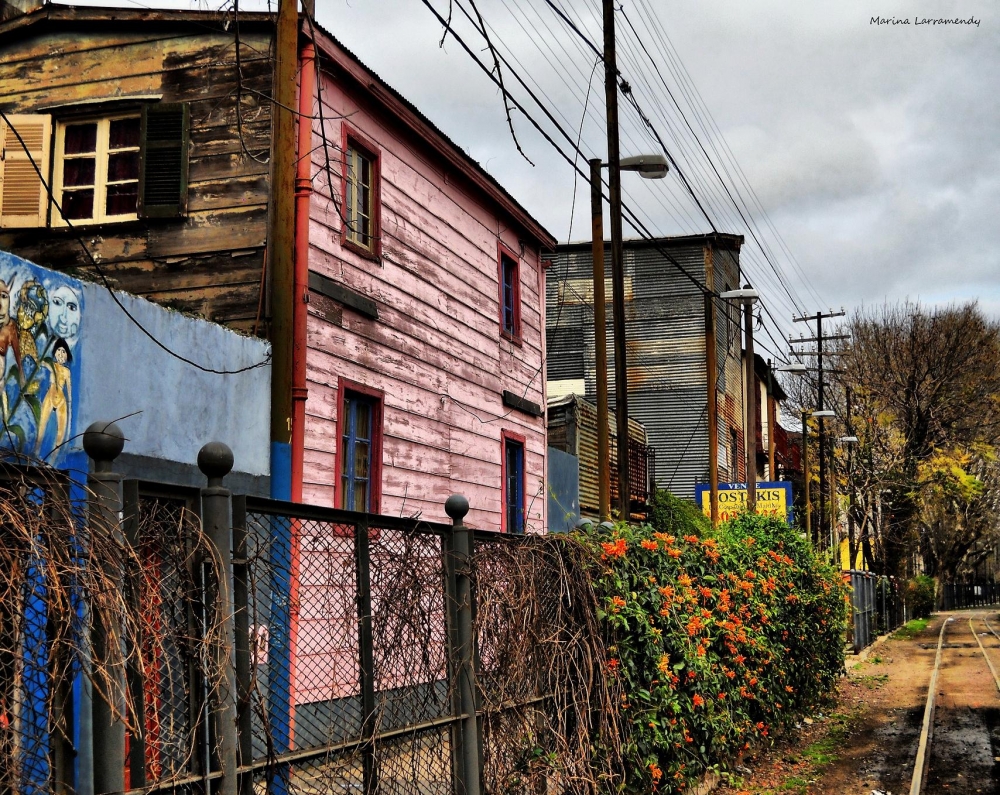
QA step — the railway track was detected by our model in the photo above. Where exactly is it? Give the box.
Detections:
[909,611,1000,795]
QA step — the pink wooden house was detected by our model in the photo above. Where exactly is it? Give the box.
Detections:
[298,27,556,534]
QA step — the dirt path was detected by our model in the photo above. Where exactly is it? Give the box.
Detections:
[714,610,1000,795]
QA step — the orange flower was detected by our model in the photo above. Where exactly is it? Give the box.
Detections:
[668,548,683,558]
[683,534,700,544]
[657,654,671,674]
[609,595,626,612]
[601,538,627,558]
[678,573,694,587]
[649,762,663,783]
[641,539,659,551]
[692,693,705,707]
[654,532,675,544]
[607,658,620,672]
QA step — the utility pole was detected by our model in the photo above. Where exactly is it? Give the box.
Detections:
[800,408,811,540]
[590,159,611,521]
[603,0,630,520]
[705,293,720,527]
[791,309,847,549]
[743,288,757,511]
[269,0,298,500]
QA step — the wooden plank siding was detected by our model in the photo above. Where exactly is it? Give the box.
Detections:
[0,23,273,331]
[0,10,555,531]
[300,49,550,531]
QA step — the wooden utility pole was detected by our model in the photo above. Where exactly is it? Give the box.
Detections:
[590,159,611,521]
[743,290,757,511]
[603,0,630,520]
[801,408,811,540]
[269,0,298,499]
[705,293,720,526]
[791,309,847,548]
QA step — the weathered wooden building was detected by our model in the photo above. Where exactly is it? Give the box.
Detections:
[0,4,555,531]
[547,234,747,500]
[0,4,273,330]
[546,392,651,520]
[299,25,555,530]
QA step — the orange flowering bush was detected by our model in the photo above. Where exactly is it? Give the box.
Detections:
[586,505,847,793]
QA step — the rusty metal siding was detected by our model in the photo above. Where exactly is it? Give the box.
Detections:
[549,236,743,501]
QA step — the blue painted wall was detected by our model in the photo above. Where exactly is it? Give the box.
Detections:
[0,251,271,475]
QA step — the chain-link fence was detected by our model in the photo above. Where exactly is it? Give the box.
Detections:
[1,454,619,795]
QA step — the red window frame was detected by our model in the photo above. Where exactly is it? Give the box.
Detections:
[500,429,527,534]
[334,377,384,514]
[340,124,382,260]
[497,242,522,344]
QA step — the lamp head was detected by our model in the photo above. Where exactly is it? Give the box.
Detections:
[618,153,669,179]
[776,362,808,374]
[811,409,836,418]
[719,288,760,304]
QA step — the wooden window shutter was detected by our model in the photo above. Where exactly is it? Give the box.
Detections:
[139,103,189,218]
[0,114,51,228]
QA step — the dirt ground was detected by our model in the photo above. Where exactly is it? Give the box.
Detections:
[714,611,1000,795]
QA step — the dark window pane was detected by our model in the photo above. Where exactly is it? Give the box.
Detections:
[63,158,95,188]
[63,189,94,220]
[353,479,368,513]
[64,123,97,155]
[107,151,140,182]
[105,183,139,216]
[109,117,141,150]
[354,441,369,479]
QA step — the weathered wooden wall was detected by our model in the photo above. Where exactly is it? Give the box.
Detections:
[0,18,273,332]
[300,44,549,532]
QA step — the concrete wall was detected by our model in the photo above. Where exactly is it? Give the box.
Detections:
[0,251,270,477]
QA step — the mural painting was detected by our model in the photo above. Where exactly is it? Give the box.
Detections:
[0,253,82,466]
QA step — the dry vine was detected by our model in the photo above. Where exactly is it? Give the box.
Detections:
[0,466,227,792]
[473,533,623,795]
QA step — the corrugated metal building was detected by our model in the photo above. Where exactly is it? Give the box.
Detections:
[547,234,746,501]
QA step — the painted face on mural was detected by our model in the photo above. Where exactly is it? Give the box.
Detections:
[0,281,10,326]
[48,285,81,340]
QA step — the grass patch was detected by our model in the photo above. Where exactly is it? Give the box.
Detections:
[893,618,930,639]
[855,673,889,690]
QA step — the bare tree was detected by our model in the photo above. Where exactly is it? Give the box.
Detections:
[836,302,1000,579]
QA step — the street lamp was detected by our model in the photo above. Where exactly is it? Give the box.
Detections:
[590,153,669,521]
[776,362,808,374]
[720,287,760,509]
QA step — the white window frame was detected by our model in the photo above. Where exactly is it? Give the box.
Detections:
[52,114,141,226]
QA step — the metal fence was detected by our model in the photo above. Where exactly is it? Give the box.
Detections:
[941,582,1000,610]
[1,434,614,795]
[846,571,905,654]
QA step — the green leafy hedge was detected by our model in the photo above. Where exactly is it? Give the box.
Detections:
[584,508,848,793]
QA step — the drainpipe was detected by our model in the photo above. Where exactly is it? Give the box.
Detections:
[291,39,315,502]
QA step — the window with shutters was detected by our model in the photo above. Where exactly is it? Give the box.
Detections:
[0,104,189,229]
[341,126,381,258]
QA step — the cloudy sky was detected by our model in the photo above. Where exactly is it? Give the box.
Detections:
[73,0,1000,351]
[311,0,1000,355]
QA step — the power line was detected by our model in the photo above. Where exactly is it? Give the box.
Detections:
[0,109,270,376]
